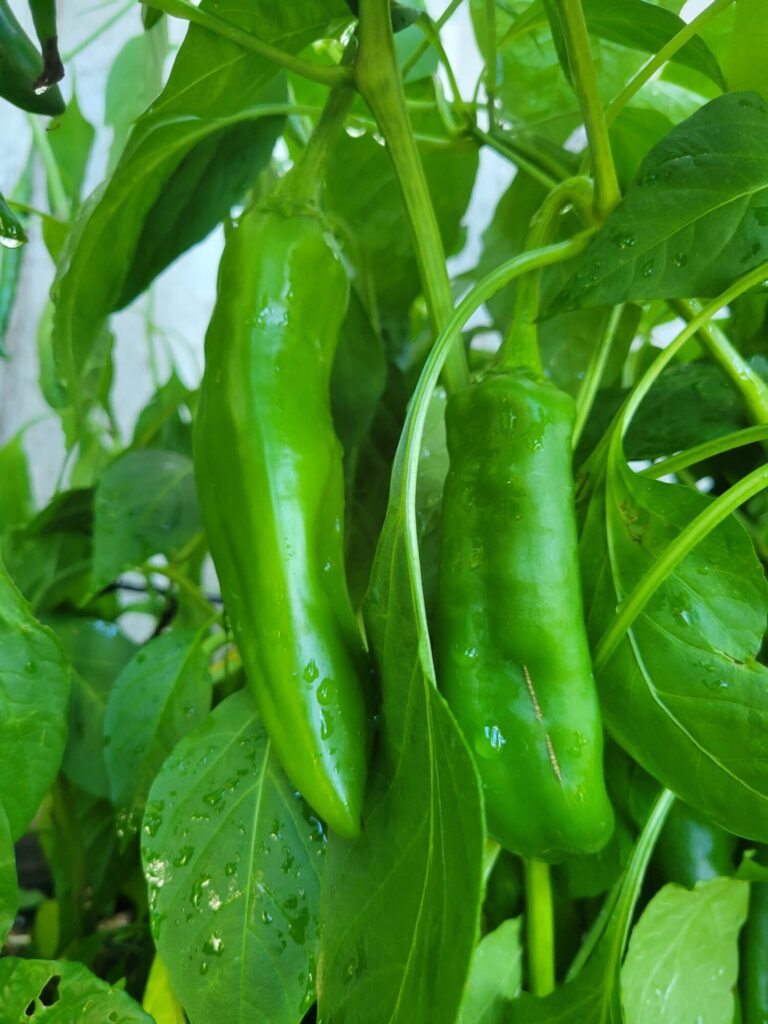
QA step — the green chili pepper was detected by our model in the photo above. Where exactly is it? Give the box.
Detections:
[742,880,768,1024]
[654,801,738,888]
[0,0,63,114]
[194,203,369,839]
[436,372,613,859]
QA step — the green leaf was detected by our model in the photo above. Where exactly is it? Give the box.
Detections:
[131,372,195,455]
[723,0,768,100]
[53,0,348,427]
[553,92,768,312]
[48,617,137,799]
[0,432,33,533]
[609,106,675,190]
[581,455,768,841]
[0,558,71,838]
[582,0,724,90]
[47,89,96,211]
[141,689,324,1023]
[324,84,478,325]
[0,958,153,1021]
[91,450,202,593]
[459,918,522,1024]
[621,878,749,1023]
[104,629,212,832]
[318,452,484,1024]
[0,802,18,945]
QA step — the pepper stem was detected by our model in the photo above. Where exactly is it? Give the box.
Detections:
[524,858,556,996]
[494,176,593,376]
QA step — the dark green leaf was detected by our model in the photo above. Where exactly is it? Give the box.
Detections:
[581,456,768,841]
[324,85,478,325]
[621,879,748,1023]
[91,450,202,593]
[104,629,211,832]
[0,802,18,945]
[553,93,768,312]
[582,0,724,89]
[141,689,324,1023]
[0,193,27,246]
[48,616,137,799]
[0,558,71,838]
[609,106,675,190]
[0,958,152,1021]
[318,447,484,1024]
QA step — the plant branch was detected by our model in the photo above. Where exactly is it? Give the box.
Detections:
[572,304,624,447]
[355,0,467,392]
[640,425,768,479]
[142,0,354,87]
[671,297,768,425]
[605,0,735,126]
[557,0,620,218]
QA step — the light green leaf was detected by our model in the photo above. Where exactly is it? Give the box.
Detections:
[0,802,18,945]
[621,879,749,1024]
[459,918,522,1024]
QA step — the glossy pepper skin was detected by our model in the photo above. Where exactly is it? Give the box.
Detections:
[0,0,63,114]
[437,373,613,860]
[654,802,737,888]
[194,205,369,838]
[742,868,768,1024]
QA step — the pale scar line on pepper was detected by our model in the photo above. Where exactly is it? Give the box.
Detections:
[523,664,563,784]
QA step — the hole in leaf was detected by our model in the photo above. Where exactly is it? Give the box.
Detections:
[24,1001,35,1017]
[38,975,61,1007]
[108,1013,119,1022]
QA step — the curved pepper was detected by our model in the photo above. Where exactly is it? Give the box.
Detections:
[437,372,614,859]
[0,0,64,114]
[194,204,369,838]
[654,801,738,888]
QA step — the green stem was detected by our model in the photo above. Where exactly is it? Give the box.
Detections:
[400,232,594,656]
[401,0,464,79]
[356,0,467,392]
[63,0,134,61]
[496,176,593,374]
[143,0,354,87]
[28,117,69,221]
[485,0,498,131]
[572,304,624,447]
[471,127,561,189]
[640,425,768,479]
[671,298,768,425]
[274,61,356,208]
[524,859,555,996]
[605,0,735,126]
[557,0,620,218]
[143,563,214,619]
[595,462,768,672]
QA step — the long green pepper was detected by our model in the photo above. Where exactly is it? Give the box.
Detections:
[0,0,63,114]
[437,372,613,860]
[194,204,369,839]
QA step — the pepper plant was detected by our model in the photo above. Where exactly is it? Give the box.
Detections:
[1,0,768,1021]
